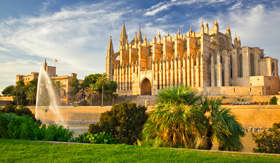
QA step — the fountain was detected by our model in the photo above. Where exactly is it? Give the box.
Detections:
[35,63,64,125]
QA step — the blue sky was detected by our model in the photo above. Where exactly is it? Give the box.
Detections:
[0,0,280,91]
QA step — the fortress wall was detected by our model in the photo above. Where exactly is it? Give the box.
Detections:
[114,94,278,106]
[0,96,13,106]
[29,105,280,152]
[203,86,264,96]
[30,105,280,127]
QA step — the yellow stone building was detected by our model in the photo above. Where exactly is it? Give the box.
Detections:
[106,20,279,96]
[16,59,77,104]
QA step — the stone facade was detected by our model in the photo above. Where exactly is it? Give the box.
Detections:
[16,72,39,85]
[106,20,279,96]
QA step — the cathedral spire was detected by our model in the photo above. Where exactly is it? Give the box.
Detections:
[107,36,114,54]
[189,26,193,33]
[214,19,218,25]
[144,36,147,45]
[134,32,138,44]
[213,19,219,33]
[234,32,237,40]
[138,26,143,43]
[120,24,128,45]
[205,22,209,34]
[226,25,231,37]
[200,20,204,33]
[177,28,181,35]
[153,34,157,43]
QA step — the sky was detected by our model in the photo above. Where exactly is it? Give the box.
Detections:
[0,0,280,92]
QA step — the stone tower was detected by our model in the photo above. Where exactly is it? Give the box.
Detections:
[106,36,114,80]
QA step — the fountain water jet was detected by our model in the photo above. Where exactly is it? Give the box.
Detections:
[35,64,64,125]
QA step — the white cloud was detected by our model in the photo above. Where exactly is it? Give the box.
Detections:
[144,0,229,16]
[145,2,173,16]
[220,5,280,59]
[0,46,9,52]
[229,1,242,10]
[195,5,280,67]
[0,1,169,92]
[0,2,126,91]
[1,1,279,92]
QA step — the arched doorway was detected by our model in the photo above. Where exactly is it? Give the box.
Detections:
[141,78,152,95]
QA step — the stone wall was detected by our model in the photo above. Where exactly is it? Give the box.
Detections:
[29,105,280,152]
[116,94,279,106]
[203,86,265,96]
[0,96,13,106]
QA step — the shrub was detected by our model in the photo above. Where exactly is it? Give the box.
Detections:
[0,113,72,141]
[88,103,148,144]
[72,132,90,143]
[88,123,103,134]
[88,132,118,144]
[0,105,38,123]
[42,124,73,142]
[269,96,278,105]
[253,123,280,154]
[0,113,41,140]
[73,132,118,144]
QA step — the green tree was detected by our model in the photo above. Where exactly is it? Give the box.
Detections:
[198,98,245,151]
[76,73,117,106]
[89,103,148,144]
[14,80,27,105]
[25,79,38,105]
[269,96,278,105]
[81,74,102,88]
[69,77,80,103]
[143,86,244,151]
[87,83,97,105]
[1,85,15,96]
[253,123,280,154]
[95,74,117,106]
[143,86,204,148]
[95,74,108,106]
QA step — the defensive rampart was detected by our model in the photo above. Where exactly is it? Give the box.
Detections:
[29,105,280,152]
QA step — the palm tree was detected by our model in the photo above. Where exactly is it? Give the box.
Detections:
[198,98,245,151]
[25,79,38,105]
[143,86,245,151]
[143,86,205,148]
[87,83,97,105]
[15,80,26,105]
[26,84,37,105]
[95,74,108,106]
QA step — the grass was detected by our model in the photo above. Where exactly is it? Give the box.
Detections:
[0,139,280,163]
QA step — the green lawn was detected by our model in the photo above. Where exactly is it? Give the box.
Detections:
[0,139,279,163]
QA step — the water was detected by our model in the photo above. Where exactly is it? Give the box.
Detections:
[35,65,64,125]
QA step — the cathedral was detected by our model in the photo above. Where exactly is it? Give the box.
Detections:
[106,20,279,96]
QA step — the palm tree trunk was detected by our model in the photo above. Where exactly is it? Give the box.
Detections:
[199,125,213,150]
[101,85,104,106]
